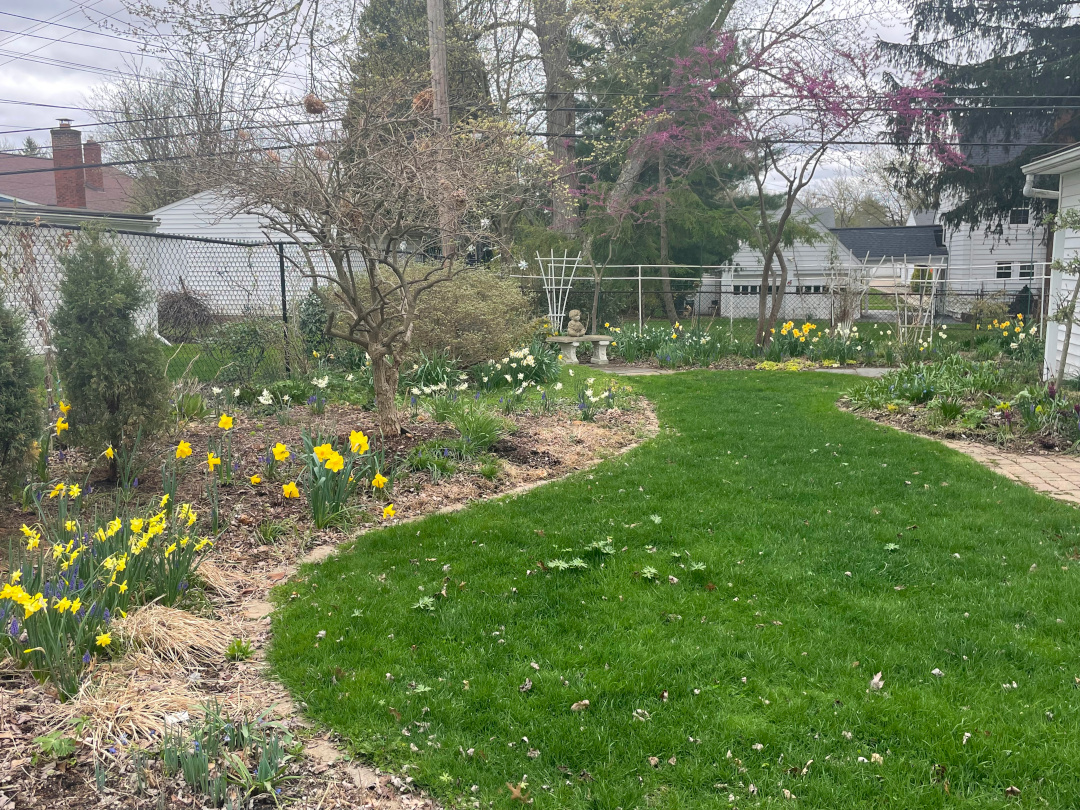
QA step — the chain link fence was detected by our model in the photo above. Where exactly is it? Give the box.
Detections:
[0,219,326,388]
[515,263,1052,332]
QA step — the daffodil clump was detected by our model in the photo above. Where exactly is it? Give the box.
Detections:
[1,488,212,698]
[975,314,1042,363]
[298,428,385,528]
[475,342,561,391]
[606,323,734,367]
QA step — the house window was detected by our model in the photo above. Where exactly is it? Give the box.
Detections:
[1010,208,1030,225]
[1019,263,1035,278]
[996,261,1013,279]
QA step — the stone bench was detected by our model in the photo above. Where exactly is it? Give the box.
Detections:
[546,334,612,365]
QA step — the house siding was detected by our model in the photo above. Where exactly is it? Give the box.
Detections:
[1044,167,1080,379]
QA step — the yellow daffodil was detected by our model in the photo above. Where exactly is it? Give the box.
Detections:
[164,543,177,558]
[325,451,345,473]
[160,494,169,508]
[250,474,262,485]
[55,596,72,613]
[58,400,71,416]
[56,416,68,434]
[282,481,300,499]
[312,350,319,358]
[313,443,334,462]
[176,440,193,459]
[70,597,81,614]
[372,472,388,489]
[273,442,290,462]
[48,483,66,499]
[68,484,81,498]
[64,520,77,532]
[350,430,369,454]
[207,452,221,471]
[104,445,114,460]
[95,632,112,647]
[130,517,144,532]
[382,503,396,520]
[218,413,234,430]
[117,581,128,594]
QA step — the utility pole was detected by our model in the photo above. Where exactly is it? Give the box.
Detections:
[427,0,454,260]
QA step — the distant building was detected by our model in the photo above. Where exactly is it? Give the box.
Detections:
[0,120,135,213]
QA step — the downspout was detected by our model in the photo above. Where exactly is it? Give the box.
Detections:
[1023,173,1060,323]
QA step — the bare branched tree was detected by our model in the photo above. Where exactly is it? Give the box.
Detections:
[202,84,543,434]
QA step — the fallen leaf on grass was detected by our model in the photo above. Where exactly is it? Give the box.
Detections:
[648,756,660,767]
[869,671,884,690]
[571,700,590,711]
[1005,786,1021,798]
[519,679,533,692]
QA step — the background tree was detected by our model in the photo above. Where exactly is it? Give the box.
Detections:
[0,301,41,492]
[883,0,1080,230]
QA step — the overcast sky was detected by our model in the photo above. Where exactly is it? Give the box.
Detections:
[0,0,912,192]
[0,1,155,151]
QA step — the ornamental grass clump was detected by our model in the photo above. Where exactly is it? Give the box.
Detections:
[51,225,167,475]
[1,487,212,698]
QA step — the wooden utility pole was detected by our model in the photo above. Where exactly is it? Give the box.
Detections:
[427,0,455,259]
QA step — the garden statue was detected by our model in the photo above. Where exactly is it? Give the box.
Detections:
[566,309,587,337]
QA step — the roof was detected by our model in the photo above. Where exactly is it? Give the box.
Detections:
[829,225,947,262]
[0,153,135,213]
[0,201,158,231]
[1021,143,1080,176]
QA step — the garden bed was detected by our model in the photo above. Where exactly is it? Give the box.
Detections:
[0,392,657,810]
[840,354,1076,454]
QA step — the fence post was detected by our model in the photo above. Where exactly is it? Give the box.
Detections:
[638,266,643,331]
[278,243,291,377]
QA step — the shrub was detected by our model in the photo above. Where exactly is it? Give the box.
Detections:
[409,265,534,366]
[0,302,41,490]
[157,280,217,343]
[51,226,167,463]
[205,319,273,385]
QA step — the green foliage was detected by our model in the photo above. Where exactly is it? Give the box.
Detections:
[449,403,509,456]
[161,699,297,805]
[0,301,41,490]
[34,730,76,760]
[474,343,561,391]
[226,638,254,661]
[408,266,535,367]
[300,431,362,529]
[51,226,167,459]
[205,319,275,386]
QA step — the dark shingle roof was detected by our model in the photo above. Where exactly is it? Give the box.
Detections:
[830,225,947,262]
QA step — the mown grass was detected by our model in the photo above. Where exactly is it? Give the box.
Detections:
[269,371,1080,808]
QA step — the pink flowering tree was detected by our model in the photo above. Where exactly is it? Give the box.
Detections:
[625,20,963,346]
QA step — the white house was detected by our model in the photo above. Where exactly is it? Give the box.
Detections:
[1021,144,1080,379]
[150,190,278,241]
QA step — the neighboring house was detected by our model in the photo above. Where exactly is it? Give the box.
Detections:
[0,121,135,213]
[920,207,1047,292]
[150,190,279,241]
[830,224,948,282]
[1021,144,1080,379]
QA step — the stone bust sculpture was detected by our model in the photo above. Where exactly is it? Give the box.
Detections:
[566,309,587,337]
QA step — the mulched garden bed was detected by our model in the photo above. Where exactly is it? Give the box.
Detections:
[0,397,657,810]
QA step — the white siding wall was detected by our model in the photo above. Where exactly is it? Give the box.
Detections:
[150,191,275,241]
[945,220,1046,289]
[1044,168,1080,379]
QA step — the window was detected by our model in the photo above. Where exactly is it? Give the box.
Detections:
[1019,263,1035,278]
[1010,208,1030,225]
[996,261,1013,279]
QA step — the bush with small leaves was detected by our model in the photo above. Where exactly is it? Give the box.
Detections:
[51,225,167,467]
[0,301,40,491]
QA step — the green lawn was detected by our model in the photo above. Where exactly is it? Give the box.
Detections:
[269,371,1080,808]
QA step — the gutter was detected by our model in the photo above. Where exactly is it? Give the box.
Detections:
[1023,174,1060,199]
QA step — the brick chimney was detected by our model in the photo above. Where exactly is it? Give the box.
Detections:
[83,140,103,191]
[50,119,86,209]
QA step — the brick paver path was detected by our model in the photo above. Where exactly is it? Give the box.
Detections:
[942,439,1080,505]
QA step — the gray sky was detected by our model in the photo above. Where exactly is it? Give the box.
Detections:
[0,0,145,151]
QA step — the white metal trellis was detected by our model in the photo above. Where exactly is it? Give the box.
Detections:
[536,250,582,333]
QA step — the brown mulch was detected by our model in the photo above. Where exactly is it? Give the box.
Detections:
[0,397,658,810]
[837,399,1074,455]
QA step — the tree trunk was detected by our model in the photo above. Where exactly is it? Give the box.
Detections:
[535,0,577,235]
[371,353,403,435]
[755,247,776,347]
[658,150,679,325]
[766,247,792,329]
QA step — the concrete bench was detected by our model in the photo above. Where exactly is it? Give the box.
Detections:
[546,334,612,365]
